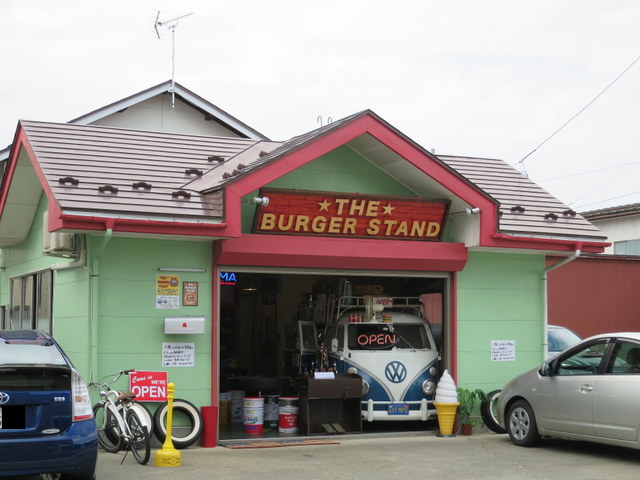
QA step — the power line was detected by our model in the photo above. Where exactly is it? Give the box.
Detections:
[514,53,640,167]
[575,190,640,211]
[539,161,640,183]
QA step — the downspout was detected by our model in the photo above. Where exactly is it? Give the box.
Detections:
[88,224,114,381]
[542,243,582,359]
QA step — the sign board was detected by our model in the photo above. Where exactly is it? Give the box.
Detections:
[182,281,198,306]
[491,340,516,362]
[162,342,195,367]
[156,275,180,309]
[129,370,168,402]
[253,188,449,241]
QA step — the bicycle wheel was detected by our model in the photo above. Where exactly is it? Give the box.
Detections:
[93,402,123,453]
[126,409,151,465]
[153,398,203,449]
[117,401,154,437]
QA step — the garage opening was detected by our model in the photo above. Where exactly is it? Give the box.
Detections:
[218,268,450,439]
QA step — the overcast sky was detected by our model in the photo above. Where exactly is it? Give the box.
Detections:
[3,1,639,211]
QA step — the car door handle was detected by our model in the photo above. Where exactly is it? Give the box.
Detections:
[579,384,594,393]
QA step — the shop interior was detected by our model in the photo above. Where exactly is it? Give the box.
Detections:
[218,270,447,439]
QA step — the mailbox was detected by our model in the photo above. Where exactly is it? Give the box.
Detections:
[164,316,205,334]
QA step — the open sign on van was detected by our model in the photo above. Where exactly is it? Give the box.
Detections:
[352,325,398,350]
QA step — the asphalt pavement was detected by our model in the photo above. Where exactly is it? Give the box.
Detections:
[95,430,640,480]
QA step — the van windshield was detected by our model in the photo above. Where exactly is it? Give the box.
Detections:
[348,324,431,350]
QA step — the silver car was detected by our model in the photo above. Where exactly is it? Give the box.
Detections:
[498,332,640,449]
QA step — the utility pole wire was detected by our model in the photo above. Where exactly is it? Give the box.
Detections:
[515,53,640,167]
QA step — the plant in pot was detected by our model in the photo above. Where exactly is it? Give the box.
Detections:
[456,387,488,435]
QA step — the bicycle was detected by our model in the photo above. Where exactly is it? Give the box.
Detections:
[90,370,151,465]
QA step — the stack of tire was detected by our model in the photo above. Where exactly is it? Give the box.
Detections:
[126,399,203,448]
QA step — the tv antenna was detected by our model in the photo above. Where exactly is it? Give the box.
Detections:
[153,11,194,108]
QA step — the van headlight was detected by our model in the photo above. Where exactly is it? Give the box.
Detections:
[362,379,370,396]
[422,379,436,395]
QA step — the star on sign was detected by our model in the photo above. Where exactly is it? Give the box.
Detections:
[383,203,394,215]
[318,199,332,211]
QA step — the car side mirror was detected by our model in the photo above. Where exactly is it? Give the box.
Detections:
[539,362,552,376]
[330,338,339,352]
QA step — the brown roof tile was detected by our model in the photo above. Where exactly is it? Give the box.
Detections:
[21,120,258,220]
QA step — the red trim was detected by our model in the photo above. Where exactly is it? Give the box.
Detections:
[0,129,58,218]
[216,234,468,272]
[223,114,498,242]
[210,257,220,447]
[450,273,458,381]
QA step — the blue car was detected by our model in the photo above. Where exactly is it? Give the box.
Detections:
[0,330,97,479]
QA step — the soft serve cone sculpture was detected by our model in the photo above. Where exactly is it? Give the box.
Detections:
[433,370,459,436]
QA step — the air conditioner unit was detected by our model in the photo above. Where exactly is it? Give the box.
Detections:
[43,212,76,255]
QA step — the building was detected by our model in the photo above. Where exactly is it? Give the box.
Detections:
[544,204,640,339]
[0,82,608,441]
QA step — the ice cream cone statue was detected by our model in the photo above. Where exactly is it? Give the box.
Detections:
[433,370,459,437]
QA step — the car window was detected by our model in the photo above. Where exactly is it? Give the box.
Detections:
[548,326,581,351]
[0,343,67,366]
[556,340,608,375]
[607,341,640,374]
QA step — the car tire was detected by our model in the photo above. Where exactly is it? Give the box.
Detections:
[153,399,203,449]
[506,399,541,447]
[480,389,507,434]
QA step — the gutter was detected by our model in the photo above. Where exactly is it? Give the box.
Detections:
[59,213,229,231]
[542,244,582,359]
[492,232,607,251]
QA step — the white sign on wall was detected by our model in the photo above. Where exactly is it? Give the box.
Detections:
[162,342,195,367]
[491,340,515,362]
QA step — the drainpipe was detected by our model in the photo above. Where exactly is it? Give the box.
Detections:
[542,243,582,359]
[88,223,114,381]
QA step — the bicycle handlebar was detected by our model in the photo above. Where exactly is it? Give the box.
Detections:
[89,369,137,388]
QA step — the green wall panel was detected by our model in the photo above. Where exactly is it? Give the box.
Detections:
[84,236,213,407]
[456,251,545,392]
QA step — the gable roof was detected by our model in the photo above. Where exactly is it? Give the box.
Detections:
[68,80,268,140]
[440,155,603,240]
[581,203,640,221]
[0,112,606,250]
[0,80,268,163]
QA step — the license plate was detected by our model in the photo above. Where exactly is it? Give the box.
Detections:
[387,403,409,415]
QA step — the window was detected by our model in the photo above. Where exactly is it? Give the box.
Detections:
[613,239,640,255]
[556,340,608,375]
[9,270,53,332]
[607,340,640,374]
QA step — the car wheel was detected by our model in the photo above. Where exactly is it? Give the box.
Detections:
[506,399,540,447]
[480,389,507,434]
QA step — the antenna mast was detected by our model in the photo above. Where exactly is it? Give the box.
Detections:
[154,11,194,108]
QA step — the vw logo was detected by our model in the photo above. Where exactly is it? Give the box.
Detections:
[0,392,9,405]
[385,361,407,383]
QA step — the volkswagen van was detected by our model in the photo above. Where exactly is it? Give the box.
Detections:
[323,296,439,422]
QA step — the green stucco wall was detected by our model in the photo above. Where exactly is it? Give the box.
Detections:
[83,235,213,408]
[456,251,545,392]
[1,195,212,408]
[1,197,93,376]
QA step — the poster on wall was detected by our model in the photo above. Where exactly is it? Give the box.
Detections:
[156,275,180,309]
[182,281,198,306]
[491,340,516,361]
[162,342,195,367]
